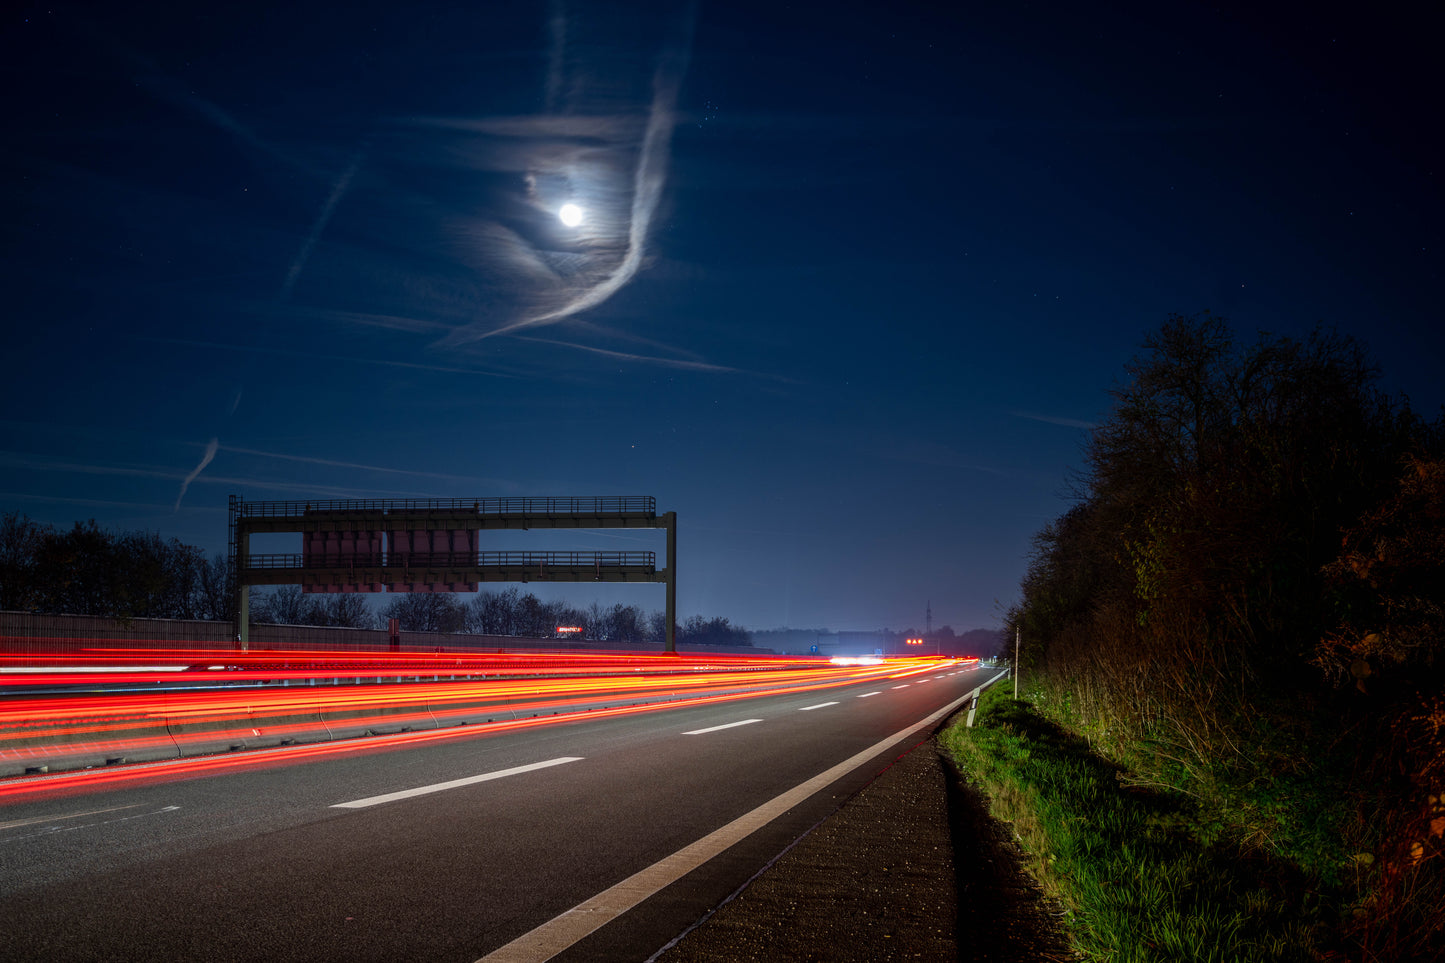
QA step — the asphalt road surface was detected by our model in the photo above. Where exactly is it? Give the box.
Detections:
[0,663,990,962]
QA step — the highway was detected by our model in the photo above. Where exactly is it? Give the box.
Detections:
[0,661,988,962]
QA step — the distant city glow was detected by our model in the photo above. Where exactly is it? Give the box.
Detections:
[558,203,584,227]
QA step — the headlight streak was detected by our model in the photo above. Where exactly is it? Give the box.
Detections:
[0,649,967,802]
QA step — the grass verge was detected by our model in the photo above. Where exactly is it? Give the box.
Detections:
[940,683,1336,962]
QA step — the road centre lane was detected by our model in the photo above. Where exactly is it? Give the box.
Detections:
[481,680,984,963]
[0,665,991,963]
[0,669,983,879]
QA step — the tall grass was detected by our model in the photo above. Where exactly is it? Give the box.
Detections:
[941,684,1337,962]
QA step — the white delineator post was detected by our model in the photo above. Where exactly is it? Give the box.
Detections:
[1014,627,1020,699]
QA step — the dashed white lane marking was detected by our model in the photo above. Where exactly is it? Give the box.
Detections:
[857,691,881,698]
[477,688,980,963]
[682,719,763,736]
[892,684,910,689]
[798,702,839,711]
[1,806,180,843]
[332,757,583,809]
[0,804,140,832]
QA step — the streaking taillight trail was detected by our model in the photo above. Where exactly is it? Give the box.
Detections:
[0,646,976,800]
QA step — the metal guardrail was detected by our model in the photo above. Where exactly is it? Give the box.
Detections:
[233,496,657,518]
[243,551,657,570]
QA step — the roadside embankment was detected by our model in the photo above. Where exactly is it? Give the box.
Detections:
[939,684,1361,962]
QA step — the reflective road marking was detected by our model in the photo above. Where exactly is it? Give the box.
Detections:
[477,689,978,963]
[332,757,584,809]
[682,719,763,736]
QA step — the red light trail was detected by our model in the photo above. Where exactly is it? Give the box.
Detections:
[0,645,974,801]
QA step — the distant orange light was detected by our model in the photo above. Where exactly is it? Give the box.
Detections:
[556,626,582,634]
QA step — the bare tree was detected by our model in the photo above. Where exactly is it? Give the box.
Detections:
[0,512,48,611]
[319,593,378,629]
[194,553,236,622]
[258,585,321,625]
[466,587,521,635]
[385,593,464,633]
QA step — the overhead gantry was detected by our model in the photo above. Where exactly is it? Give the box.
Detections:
[228,495,677,651]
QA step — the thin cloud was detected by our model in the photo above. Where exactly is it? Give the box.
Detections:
[219,446,507,486]
[0,491,195,512]
[138,336,517,379]
[198,469,464,501]
[516,336,791,380]
[174,437,219,510]
[286,306,456,336]
[440,2,698,344]
[523,31,691,328]
[66,10,317,178]
[1011,410,1099,430]
[0,451,184,481]
[0,451,454,503]
[544,0,568,113]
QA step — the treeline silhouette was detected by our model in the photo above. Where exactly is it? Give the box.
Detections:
[0,516,235,621]
[1008,313,1444,957]
[259,583,750,646]
[0,513,750,645]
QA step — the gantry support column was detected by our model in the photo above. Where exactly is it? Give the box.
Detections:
[664,511,677,653]
[236,528,250,652]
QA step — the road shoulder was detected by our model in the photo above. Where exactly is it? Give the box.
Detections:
[656,726,1073,961]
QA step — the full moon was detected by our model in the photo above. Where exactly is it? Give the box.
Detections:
[558,203,584,227]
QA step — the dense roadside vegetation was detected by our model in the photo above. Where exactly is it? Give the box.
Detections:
[946,686,1333,961]
[0,513,750,644]
[953,315,1443,961]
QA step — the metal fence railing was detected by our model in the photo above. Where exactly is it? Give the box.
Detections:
[232,496,657,519]
[242,551,656,570]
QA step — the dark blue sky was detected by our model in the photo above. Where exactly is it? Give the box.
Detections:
[3,1,1440,634]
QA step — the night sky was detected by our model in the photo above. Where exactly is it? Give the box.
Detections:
[3,2,1441,635]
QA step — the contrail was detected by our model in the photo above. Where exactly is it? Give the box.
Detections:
[282,149,365,299]
[138,336,518,378]
[544,0,568,113]
[516,336,796,381]
[1010,410,1099,430]
[174,437,219,511]
[476,2,697,340]
[218,445,490,482]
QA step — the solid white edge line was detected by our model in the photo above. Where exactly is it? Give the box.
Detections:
[331,757,584,809]
[476,688,979,963]
[797,702,839,711]
[682,719,764,736]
